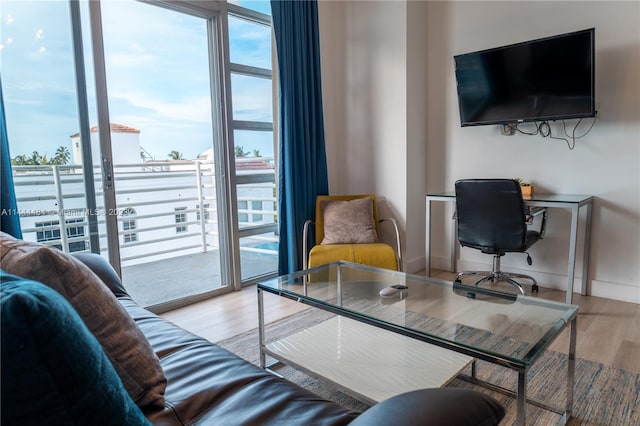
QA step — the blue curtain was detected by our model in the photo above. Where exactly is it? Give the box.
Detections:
[271,0,329,274]
[0,76,22,239]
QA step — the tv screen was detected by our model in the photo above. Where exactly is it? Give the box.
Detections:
[454,28,595,126]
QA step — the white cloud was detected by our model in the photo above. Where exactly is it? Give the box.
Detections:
[110,88,212,124]
[5,0,273,161]
[106,52,156,68]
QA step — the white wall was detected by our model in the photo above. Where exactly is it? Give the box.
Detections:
[319,0,429,271]
[319,1,639,303]
[427,1,639,303]
[71,131,141,165]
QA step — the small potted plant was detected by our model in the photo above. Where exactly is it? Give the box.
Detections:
[514,178,533,198]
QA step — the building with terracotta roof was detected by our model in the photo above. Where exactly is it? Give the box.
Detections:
[70,123,142,166]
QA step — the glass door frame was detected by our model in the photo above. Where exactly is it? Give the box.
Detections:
[83,0,242,297]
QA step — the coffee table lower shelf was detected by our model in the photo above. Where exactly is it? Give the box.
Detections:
[262,315,473,405]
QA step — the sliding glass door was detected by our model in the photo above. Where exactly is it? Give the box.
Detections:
[2,0,278,311]
[95,0,231,309]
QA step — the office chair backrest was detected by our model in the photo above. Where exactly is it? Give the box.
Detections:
[455,179,527,254]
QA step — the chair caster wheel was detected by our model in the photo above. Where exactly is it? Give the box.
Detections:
[454,278,462,284]
[532,284,539,293]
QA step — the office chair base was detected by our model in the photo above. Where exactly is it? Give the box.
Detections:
[454,270,539,296]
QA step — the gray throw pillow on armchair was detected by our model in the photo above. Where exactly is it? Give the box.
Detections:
[321,197,379,244]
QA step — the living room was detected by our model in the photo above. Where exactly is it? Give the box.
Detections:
[2,1,639,425]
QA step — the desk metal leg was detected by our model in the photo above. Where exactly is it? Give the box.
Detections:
[425,198,432,276]
[566,205,580,304]
[580,203,593,296]
[258,288,266,369]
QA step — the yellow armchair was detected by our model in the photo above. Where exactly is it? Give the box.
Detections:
[302,194,402,271]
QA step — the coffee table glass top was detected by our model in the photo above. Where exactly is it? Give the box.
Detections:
[258,261,579,367]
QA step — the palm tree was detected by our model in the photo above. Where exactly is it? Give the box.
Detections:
[30,151,44,165]
[140,147,154,161]
[51,146,71,165]
[12,146,70,166]
[168,150,184,160]
[252,149,261,158]
[11,154,29,165]
[235,146,249,158]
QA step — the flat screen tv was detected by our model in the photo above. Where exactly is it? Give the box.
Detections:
[454,28,595,127]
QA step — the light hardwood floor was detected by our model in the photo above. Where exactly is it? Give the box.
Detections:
[161,269,640,375]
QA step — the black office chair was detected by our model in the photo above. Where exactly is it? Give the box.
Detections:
[453,179,547,295]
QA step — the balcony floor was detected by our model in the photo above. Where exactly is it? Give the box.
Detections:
[121,250,278,307]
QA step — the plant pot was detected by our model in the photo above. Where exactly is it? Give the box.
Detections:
[521,185,533,198]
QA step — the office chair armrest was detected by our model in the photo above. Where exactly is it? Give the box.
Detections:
[302,219,314,270]
[528,206,547,217]
[525,206,545,223]
[379,217,402,271]
[525,207,548,238]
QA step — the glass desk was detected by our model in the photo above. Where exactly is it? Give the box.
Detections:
[258,261,579,425]
[426,192,594,304]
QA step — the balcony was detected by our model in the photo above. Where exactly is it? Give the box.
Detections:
[11,159,278,308]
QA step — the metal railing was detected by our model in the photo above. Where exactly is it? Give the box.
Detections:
[12,160,278,267]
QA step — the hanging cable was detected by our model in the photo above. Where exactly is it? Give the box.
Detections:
[510,116,597,150]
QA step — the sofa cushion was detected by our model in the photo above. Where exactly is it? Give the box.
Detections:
[321,198,378,244]
[308,243,398,271]
[0,232,166,408]
[348,388,505,426]
[119,298,360,425]
[0,272,151,426]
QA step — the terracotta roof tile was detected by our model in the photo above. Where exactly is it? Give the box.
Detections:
[92,123,140,133]
[70,123,140,137]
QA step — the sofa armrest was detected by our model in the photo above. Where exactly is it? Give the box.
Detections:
[349,388,505,426]
[73,253,129,298]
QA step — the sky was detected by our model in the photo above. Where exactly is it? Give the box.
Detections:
[1,0,274,161]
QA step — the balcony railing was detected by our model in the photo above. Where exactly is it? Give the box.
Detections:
[12,160,278,270]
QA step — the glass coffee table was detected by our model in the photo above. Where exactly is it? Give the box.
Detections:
[257,261,578,425]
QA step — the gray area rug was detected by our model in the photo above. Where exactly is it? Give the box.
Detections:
[216,308,640,425]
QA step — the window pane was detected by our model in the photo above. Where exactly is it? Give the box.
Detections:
[3,1,98,256]
[238,200,248,222]
[232,1,272,16]
[174,207,187,233]
[231,73,272,122]
[251,200,263,222]
[2,2,78,158]
[240,234,277,281]
[228,15,271,69]
[100,1,213,160]
[233,130,274,159]
[235,155,275,230]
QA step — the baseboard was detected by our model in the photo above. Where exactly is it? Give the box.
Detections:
[404,256,425,274]
[429,255,456,273]
[442,258,640,305]
[589,279,640,304]
[405,254,638,304]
